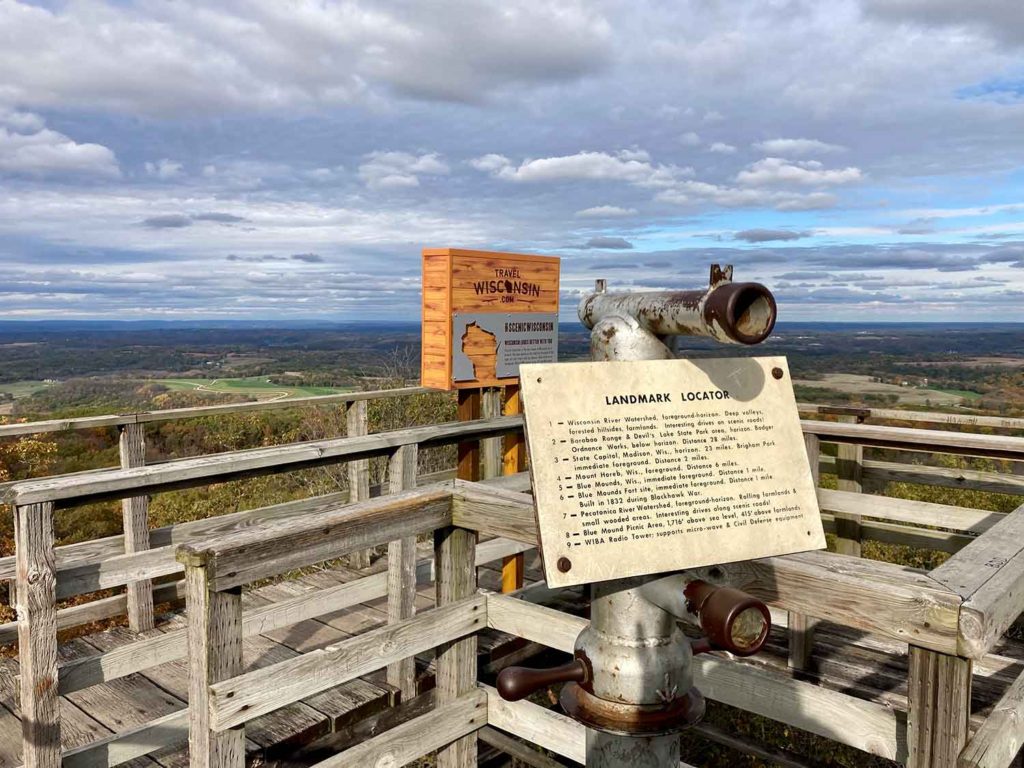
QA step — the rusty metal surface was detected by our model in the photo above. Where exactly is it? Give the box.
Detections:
[684,580,771,657]
[561,682,705,736]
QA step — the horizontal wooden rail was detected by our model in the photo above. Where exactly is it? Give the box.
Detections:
[483,683,586,765]
[818,455,1024,497]
[177,484,452,591]
[309,689,486,768]
[798,402,1024,431]
[0,386,432,438]
[932,501,1024,658]
[802,420,1024,461]
[209,594,486,731]
[457,481,962,653]
[817,488,1002,535]
[53,536,530,695]
[3,416,522,507]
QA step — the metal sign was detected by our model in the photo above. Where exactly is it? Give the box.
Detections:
[452,312,558,382]
[520,356,826,588]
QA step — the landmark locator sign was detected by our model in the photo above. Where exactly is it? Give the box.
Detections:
[520,356,826,588]
[421,248,560,391]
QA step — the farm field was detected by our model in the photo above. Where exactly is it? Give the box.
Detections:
[151,376,353,401]
[792,372,969,406]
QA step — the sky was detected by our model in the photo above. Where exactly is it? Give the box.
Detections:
[1,0,1023,323]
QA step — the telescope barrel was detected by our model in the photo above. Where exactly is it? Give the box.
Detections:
[578,281,777,345]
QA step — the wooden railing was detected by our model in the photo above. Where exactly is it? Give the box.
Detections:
[3,393,1024,767]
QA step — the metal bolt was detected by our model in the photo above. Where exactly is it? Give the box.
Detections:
[771,367,784,380]
[557,556,572,573]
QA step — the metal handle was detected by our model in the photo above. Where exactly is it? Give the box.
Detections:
[496,659,588,702]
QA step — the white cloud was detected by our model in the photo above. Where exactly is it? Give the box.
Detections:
[145,159,184,180]
[358,151,449,190]
[753,138,847,155]
[575,205,638,218]
[0,1,612,114]
[736,157,863,187]
[658,181,838,211]
[0,124,120,178]
[471,150,691,188]
[680,131,701,146]
[708,142,737,154]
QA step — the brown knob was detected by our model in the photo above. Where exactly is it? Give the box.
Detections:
[496,659,588,702]
[685,580,771,657]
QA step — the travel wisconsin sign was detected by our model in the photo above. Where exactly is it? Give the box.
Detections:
[421,248,560,391]
[520,356,826,588]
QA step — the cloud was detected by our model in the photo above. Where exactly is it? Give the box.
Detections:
[193,212,247,223]
[736,158,863,187]
[680,132,701,147]
[0,1,612,114]
[0,124,120,178]
[358,151,449,190]
[290,253,324,263]
[708,142,737,154]
[863,0,1024,48]
[145,159,184,180]
[752,138,846,155]
[734,229,811,243]
[472,150,691,188]
[575,205,637,218]
[581,236,633,250]
[658,182,838,211]
[142,214,192,229]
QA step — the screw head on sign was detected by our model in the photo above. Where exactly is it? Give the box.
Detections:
[557,557,572,573]
[772,367,784,380]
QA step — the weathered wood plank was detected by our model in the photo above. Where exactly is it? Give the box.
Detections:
[119,422,154,632]
[177,485,452,592]
[834,415,863,557]
[932,503,1024,658]
[818,488,1002,535]
[959,667,1024,768]
[484,684,585,765]
[307,689,485,768]
[208,595,486,731]
[435,525,478,768]
[15,501,60,768]
[57,545,180,600]
[907,646,972,768]
[790,433,820,672]
[798,402,1024,431]
[185,567,244,768]
[802,420,1024,461]
[61,710,186,768]
[345,399,371,570]
[459,481,963,653]
[3,416,522,508]
[386,444,418,698]
[500,386,527,593]
[478,725,569,768]
[858,459,1024,497]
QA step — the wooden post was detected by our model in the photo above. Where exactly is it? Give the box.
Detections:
[184,562,245,768]
[834,415,864,557]
[387,443,418,699]
[481,388,502,479]
[434,524,478,768]
[118,422,155,632]
[789,433,821,671]
[907,646,972,768]
[501,384,526,593]
[15,501,60,768]
[347,400,372,570]
[456,389,481,483]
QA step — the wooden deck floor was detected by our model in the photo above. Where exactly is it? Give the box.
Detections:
[0,545,558,768]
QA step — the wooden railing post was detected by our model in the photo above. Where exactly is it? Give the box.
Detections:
[15,500,60,768]
[386,443,418,699]
[789,433,821,671]
[434,523,478,768]
[118,422,154,631]
[182,557,244,768]
[501,384,526,593]
[481,388,502,479]
[834,414,864,557]
[346,400,372,570]
[907,646,972,768]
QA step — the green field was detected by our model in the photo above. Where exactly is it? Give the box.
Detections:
[0,380,56,399]
[933,388,983,400]
[152,377,353,401]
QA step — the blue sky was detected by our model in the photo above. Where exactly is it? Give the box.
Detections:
[0,0,1023,321]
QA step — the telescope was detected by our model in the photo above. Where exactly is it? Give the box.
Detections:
[578,264,777,360]
[497,264,779,767]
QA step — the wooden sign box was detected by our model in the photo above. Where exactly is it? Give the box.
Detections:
[421,248,560,390]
